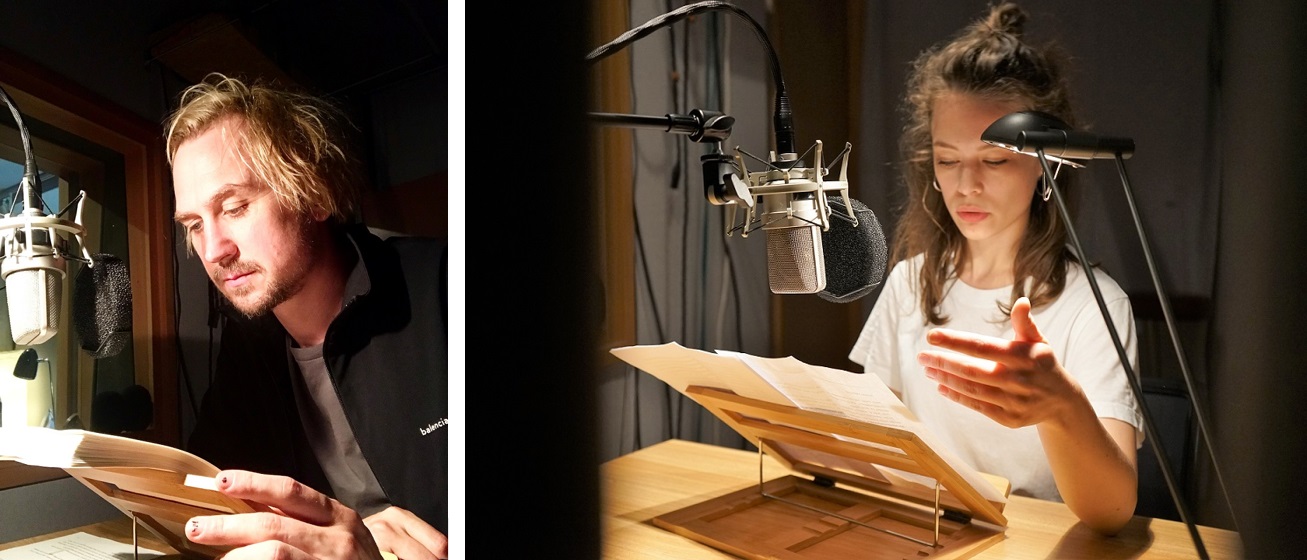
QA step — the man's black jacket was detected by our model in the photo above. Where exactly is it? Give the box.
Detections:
[187,225,448,534]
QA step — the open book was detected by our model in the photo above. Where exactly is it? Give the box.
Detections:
[610,342,1009,506]
[0,426,262,558]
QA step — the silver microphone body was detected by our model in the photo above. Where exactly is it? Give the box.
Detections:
[762,191,825,294]
[1,197,90,346]
[1,237,64,346]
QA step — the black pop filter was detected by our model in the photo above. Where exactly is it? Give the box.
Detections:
[818,197,888,304]
[73,253,132,358]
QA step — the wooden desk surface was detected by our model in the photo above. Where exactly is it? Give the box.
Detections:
[602,439,1244,559]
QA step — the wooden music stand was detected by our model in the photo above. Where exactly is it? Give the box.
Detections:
[66,467,259,559]
[651,386,1012,559]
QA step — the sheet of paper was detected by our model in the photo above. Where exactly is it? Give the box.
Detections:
[726,352,917,428]
[609,342,793,405]
[0,531,166,560]
[184,474,217,490]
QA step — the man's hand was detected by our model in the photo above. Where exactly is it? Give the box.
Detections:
[186,470,384,560]
[364,506,448,560]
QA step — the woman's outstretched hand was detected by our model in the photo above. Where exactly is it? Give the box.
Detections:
[916,296,1084,428]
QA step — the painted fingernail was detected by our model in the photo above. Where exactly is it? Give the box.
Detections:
[220,475,229,486]
[189,519,201,536]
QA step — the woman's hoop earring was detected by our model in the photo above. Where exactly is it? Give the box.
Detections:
[1039,176,1052,202]
[932,179,943,192]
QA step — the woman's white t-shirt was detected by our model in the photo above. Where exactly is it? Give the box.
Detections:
[849,254,1144,501]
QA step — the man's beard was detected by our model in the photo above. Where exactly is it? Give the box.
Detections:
[213,224,316,318]
[218,263,305,318]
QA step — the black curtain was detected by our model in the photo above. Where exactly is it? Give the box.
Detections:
[467,1,602,558]
[1211,1,1307,557]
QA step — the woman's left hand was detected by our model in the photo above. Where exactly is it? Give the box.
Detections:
[917,296,1139,534]
[916,296,1084,429]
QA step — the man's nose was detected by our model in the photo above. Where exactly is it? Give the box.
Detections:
[200,223,237,265]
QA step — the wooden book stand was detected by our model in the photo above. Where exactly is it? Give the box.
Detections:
[67,467,260,559]
[651,386,1013,559]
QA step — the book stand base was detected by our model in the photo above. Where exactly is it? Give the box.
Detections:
[652,471,1005,559]
[648,386,1010,559]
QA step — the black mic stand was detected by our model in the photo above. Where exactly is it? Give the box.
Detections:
[1033,148,1228,560]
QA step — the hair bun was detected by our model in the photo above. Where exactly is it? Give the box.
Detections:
[986,2,1028,38]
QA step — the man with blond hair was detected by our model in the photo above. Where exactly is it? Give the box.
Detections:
[166,73,447,560]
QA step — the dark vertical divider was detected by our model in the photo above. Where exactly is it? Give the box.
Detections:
[1210,1,1307,556]
[465,1,603,558]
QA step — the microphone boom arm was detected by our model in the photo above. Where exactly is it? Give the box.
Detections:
[589,108,753,210]
[589,110,734,143]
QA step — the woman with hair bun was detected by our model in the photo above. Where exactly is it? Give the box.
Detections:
[849,2,1143,534]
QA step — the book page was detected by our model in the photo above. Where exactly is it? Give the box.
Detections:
[0,427,220,476]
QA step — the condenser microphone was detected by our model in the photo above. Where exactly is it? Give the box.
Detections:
[0,190,88,346]
[0,84,91,347]
[743,142,853,296]
[818,197,888,303]
[759,87,826,294]
[73,253,132,358]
